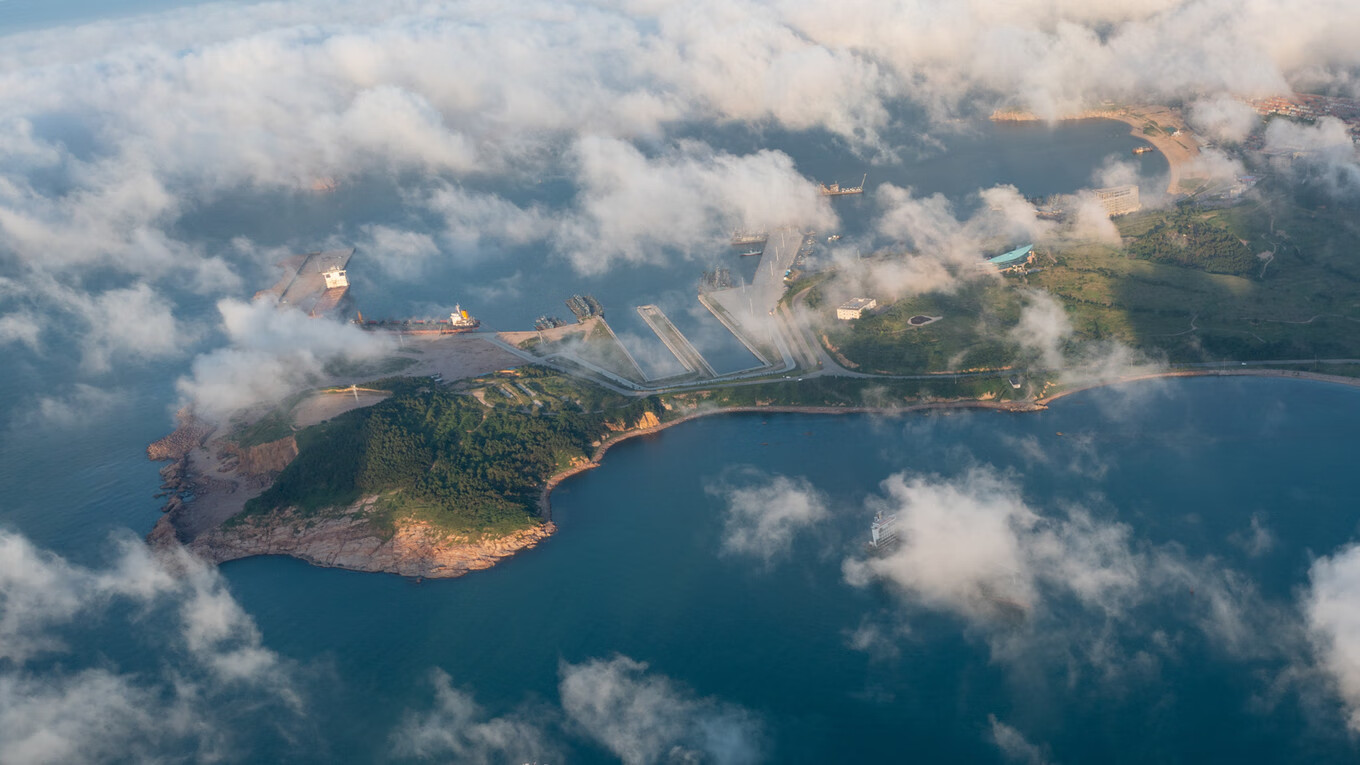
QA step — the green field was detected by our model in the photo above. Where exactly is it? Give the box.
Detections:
[822,190,1360,374]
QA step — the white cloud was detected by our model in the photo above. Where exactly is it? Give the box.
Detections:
[1231,513,1276,558]
[0,530,301,764]
[840,463,1300,681]
[988,714,1051,765]
[0,312,42,352]
[843,467,1142,625]
[12,384,126,431]
[1008,290,1163,390]
[78,284,187,372]
[708,470,829,564]
[558,136,835,274]
[0,0,1355,375]
[1263,117,1360,198]
[1189,95,1262,143]
[390,670,555,764]
[1303,542,1360,732]
[559,655,763,765]
[175,297,393,418]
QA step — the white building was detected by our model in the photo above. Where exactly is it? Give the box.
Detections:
[1092,185,1141,217]
[836,297,877,320]
[322,268,349,289]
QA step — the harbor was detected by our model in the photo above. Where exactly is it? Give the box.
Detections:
[254,248,355,318]
[636,305,717,379]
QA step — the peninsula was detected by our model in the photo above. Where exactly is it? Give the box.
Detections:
[149,102,1360,579]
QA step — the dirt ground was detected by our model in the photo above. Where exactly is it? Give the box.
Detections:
[498,319,593,348]
[292,390,392,428]
[391,333,526,380]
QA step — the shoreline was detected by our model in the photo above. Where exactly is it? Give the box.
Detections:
[540,368,1360,517]
[537,398,1044,517]
[1037,366,1360,405]
[993,105,1199,195]
[158,369,1359,578]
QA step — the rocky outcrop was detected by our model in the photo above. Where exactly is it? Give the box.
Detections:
[604,409,661,432]
[147,408,215,462]
[149,409,217,514]
[189,498,556,578]
[224,436,299,477]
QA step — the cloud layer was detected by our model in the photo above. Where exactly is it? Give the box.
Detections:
[708,469,829,564]
[0,531,301,764]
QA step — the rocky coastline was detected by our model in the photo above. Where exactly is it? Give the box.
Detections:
[147,370,1360,580]
[190,500,557,578]
[146,410,557,579]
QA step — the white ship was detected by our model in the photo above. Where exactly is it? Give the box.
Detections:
[870,511,898,550]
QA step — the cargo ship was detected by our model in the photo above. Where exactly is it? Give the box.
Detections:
[356,305,480,334]
[731,230,768,247]
[1132,146,1153,155]
[819,174,866,196]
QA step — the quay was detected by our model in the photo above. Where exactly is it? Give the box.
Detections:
[636,305,717,378]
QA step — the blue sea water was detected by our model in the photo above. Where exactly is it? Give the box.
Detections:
[5,372,1360,761]
[0,15,1341,757]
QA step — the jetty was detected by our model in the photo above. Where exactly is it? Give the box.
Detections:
[636,305,717,378]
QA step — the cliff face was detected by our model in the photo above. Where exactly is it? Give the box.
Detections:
[189,498,556,578]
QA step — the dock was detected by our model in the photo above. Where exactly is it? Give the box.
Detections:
[254,248,355,318]
[636,305,717,378]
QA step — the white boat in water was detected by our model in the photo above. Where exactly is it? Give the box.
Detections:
[870,511,898,549]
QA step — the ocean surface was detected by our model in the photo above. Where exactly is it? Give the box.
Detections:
[4,16,1350,758]
[4,375,1360,761]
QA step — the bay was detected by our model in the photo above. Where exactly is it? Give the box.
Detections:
[211,376,1360,762]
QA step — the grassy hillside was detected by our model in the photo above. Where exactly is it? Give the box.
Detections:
[240,367,664,538]
[823,192,1360,374]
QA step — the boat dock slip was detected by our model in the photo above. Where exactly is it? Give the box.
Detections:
[636,305,717,378]
[699,226,804,372]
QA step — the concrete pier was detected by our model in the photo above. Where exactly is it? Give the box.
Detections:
[636,305,717,378]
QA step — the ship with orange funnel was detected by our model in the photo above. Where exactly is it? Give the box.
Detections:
[356,304,481,334]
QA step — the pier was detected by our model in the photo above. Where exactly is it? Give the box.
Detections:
[254,248,354,318]
[700,226,805,370]
[636,305,717,378]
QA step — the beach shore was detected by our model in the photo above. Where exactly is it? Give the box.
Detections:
[993,105,1200,195]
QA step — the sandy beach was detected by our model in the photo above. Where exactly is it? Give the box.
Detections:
[994,105,1200,195]
[1102,106,1200,195]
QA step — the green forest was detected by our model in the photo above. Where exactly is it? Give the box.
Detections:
[241,368,664,538]
[1125,206,1259,275]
